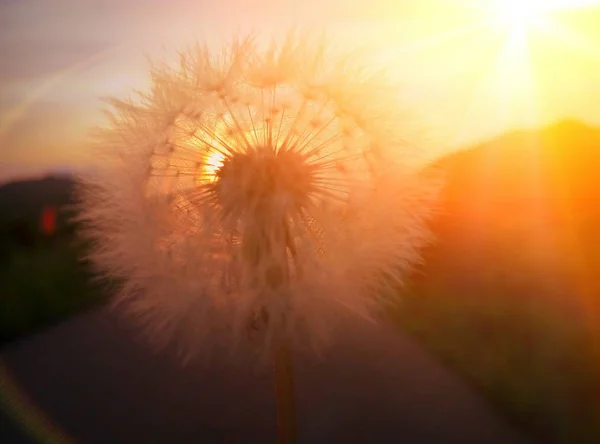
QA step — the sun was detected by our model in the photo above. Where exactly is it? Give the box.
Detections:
[487,0,549,35]
[203,151,225,182]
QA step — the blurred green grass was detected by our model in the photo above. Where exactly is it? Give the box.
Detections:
[0,177,106,346]
[393,233,600,443]
[0,237,105,345]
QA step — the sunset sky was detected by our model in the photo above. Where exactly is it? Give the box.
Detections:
[1,0,600,183]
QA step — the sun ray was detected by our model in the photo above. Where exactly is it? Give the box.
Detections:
[436,0,600,150]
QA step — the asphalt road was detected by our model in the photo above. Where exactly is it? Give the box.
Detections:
[0,308,532,443]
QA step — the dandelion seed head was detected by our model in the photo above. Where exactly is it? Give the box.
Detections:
[76,32,441,363]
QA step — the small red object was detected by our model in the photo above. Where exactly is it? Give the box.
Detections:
[41,205,57,236]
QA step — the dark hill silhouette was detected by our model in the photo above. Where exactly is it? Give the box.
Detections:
[433,119,600,225]
[0,175,75,223]
[423,118,600,254]
[417,119,600,311]
[0,175,77,254]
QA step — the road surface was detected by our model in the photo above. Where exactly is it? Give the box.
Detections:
[0,307,532,443]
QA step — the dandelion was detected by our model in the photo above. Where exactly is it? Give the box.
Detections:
[76,32,439,443]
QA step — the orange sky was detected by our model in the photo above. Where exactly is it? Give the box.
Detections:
[1,0,600,183]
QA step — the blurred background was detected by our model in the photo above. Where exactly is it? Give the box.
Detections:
[2,0,600,443]
[3,120,600,443]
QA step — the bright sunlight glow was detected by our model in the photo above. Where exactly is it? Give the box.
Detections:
[486,0,554,37]
[203,151,225,182]
[487,0,600,35]
[491,0,546,30]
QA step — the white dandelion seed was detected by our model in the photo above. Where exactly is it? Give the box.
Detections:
[76,32,440,363]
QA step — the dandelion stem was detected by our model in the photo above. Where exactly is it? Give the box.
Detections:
[241,215,298,444]
[274,220,298,444]
[274,340,296,444]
